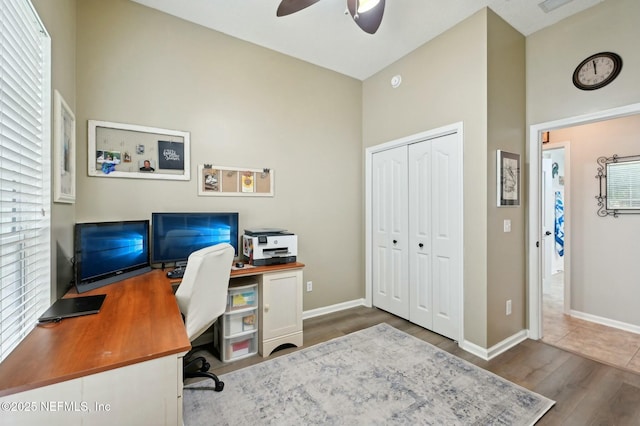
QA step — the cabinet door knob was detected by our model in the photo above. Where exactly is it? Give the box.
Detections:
[418,243,424,248]
[393,240,398,244]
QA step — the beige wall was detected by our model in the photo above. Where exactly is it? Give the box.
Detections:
[486,11,526,346]
[549,115,640,326]
[527,0,640,124]
[363,10,491,347]
[75,0,363,311]
[526,0,640,331]
[32,0,77,300]
[33,0,639,350]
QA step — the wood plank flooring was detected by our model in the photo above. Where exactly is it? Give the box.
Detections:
[191,306,640,425]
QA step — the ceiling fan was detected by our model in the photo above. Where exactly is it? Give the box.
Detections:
[276,0,386,34]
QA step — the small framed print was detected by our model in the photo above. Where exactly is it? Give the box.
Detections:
[497,150,520,207]
[53,90,76,203]
[198,165,274,197]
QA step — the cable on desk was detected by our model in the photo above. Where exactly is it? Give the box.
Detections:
[36,318,63,327]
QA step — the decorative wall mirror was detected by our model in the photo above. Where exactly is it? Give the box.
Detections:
[596,153,640,217]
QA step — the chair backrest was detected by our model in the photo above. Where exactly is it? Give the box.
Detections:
[175,243,234,342]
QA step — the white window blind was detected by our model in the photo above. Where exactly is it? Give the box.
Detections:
[607,160,640,209]
[0,0,51,362]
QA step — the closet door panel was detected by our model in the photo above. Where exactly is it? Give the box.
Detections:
[408,141,433,328]
[431,133,461,340]
[371,147,409,318]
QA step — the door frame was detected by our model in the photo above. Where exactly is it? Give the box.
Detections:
[527,103,640,339]
[365,121,464,341]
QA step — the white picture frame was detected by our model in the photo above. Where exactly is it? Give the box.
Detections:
[53,90,76,203]
[88,120,190,181]
[198,165,274,197]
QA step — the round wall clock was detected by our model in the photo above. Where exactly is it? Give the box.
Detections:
[572,52,622,91]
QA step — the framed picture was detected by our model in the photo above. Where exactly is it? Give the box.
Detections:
[88,120,190,181]
[198,165,274,197]
[497,150,520,207]
[53,90,76,203]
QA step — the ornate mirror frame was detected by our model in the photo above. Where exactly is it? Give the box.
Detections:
[596,153,640,217]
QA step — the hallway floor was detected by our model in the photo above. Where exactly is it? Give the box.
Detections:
[542,272,640,374]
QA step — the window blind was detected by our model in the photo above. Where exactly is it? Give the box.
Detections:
[0,0,51,362]
[607,160,640,209]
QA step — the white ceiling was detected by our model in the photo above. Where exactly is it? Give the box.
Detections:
[130,0,604,80]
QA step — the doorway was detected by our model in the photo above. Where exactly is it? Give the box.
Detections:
[541,143,570,339]
[527,102,640,340]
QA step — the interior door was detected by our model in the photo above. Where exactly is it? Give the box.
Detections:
[542,158,554,290]
[426,133,461,340]
[371,147,409,318]
[408,140,433,329]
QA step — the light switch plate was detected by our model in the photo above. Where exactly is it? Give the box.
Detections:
[504,219,511,233]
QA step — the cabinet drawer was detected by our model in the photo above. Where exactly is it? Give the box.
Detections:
[227,284,257,311]
[223,309,257,336]
[223,332,258,362]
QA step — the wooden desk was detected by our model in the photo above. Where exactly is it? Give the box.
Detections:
[0,262,305,425]
[229,261,305,278]
[0,269,190,425]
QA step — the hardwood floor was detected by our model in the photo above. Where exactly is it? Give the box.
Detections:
[189,305,640,425]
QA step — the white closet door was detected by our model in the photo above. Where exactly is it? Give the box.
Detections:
[408,140,433,329]
[371,147,409,318]
[429,133,461,340]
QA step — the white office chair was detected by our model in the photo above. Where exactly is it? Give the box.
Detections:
[175,243,234,392]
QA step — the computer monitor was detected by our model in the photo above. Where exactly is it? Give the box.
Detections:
[151,212,239,266]
[74,220,151,293]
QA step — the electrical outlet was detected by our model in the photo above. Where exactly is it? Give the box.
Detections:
[506,299,512,315]
[306,281,313,292]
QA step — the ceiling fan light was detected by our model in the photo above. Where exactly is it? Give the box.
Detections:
[357,0,380,13]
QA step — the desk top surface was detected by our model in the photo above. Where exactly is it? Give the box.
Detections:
[0,269,191,397]
[229,261,305,278]
[0,262,305,397]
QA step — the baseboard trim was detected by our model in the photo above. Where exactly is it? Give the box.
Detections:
[303,301,531,361]
[460,330,529,361]
[302,298,366,320]
[569,310,640,335]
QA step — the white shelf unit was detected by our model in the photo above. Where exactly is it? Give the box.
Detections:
[215,282,259,362]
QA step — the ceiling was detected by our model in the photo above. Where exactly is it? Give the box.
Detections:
[130,0,604,80]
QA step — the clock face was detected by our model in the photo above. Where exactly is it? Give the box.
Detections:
[573,52,622,90]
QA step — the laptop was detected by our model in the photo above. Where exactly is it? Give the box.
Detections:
[38,294,107,323]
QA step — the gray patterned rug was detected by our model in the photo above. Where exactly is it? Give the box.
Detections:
[183,323,554,425]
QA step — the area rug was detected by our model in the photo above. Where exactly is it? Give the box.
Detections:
[183,323,554,425]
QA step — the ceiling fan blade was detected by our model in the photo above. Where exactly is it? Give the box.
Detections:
[277,0,322,17]
[346,0,385,34]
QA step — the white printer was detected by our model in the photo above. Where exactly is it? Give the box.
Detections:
[242,228,297,266]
